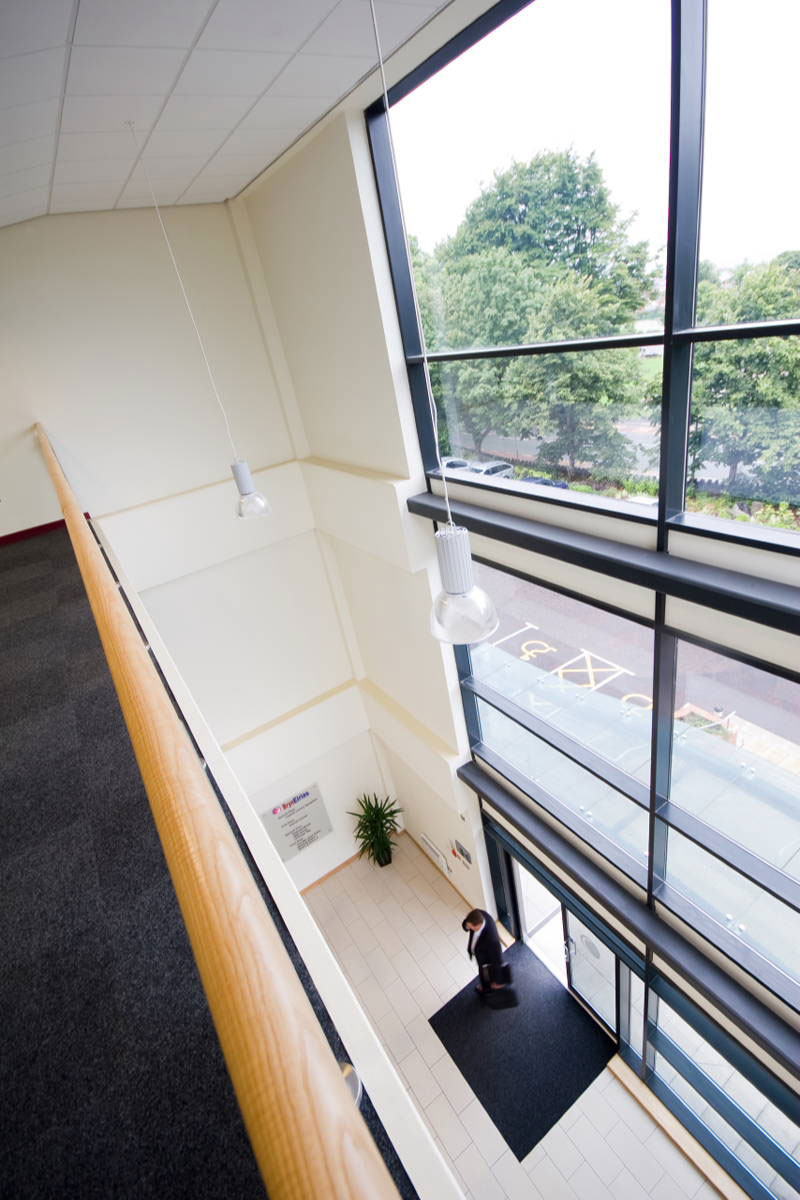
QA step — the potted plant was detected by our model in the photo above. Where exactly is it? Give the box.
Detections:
[349,793,402,867]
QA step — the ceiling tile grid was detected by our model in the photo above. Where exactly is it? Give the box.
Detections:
[0,0,444,229]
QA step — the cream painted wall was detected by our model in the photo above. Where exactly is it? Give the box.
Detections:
[241,115,413,479]
[0,203,291,536]
[327,533,460,752]
[378,741,485,911]
[139,531,354,747]
[97,462,313,592]
[249,731,388,893]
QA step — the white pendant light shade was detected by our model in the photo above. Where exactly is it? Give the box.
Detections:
[431,525,499,644]
[231,459,270,519]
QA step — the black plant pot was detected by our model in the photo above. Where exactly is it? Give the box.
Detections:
[375,848,392,868]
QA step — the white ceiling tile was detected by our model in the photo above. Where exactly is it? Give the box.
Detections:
[0,134,56,174]
[266,53,373,99]
[0,186,49,226]
[240,94,325,131]
[0,0,74,59]
[50,180,121,210]
[0,163,52,199]
[129,158,207,183]
[178,175,243,203]
[67,46,184,96]
[157,93,252,130]
[60,95,165,135]
[199,0,338,54]
[57,130,139,162]
[201,152,271,178]
[217,126,294,157]
[74,0,212,49]
[0,47,66,110]
[53,158,134,185]
[303,0,436,58]
[0,97,60,148]
[144,126,229,157]
[116,182,183,208]
[175,49,289,96]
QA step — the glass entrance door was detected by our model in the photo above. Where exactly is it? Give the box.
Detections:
[563,908,618,1034]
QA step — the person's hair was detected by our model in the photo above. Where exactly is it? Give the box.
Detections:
[466,909,483,926]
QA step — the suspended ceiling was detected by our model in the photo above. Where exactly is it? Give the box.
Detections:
[0,0,446,229]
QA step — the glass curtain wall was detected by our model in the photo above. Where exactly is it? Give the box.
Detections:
[367,0,800,1195]
[382,0,800,537]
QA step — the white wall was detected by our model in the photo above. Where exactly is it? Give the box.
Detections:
[242,115,413,480]
[0,202,291,536]
[140,530,354,747]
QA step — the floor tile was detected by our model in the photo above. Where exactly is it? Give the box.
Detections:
[605,1120,665,1192]
[540,1123,583,1180]
[646,1126,706,1196]
[425,1093,471,1159]
[494,1148,542,1200]
[528,1153,579,1199]
[566,1115,623,1186]
[460,1097,507,1166]
[454,1143,506,1199]
[399,1047,441,1108]
[407,1012,446,1067]
[430,1051,475,1114]
[568,1160,616,1200]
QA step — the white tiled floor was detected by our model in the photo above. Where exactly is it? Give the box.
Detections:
[304,836,714,1200]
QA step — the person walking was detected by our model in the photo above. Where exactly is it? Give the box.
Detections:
[462,908,504,994]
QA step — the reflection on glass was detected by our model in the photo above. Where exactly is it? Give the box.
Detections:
[392,0,670,351]
[671,642,800,880]
[656,1001,800,1176]
[565,910,617,1030]
[477,699,649,870]
[661,824,800,989]
[470,563,653,784]
[433,348,661,508]
[687,337,800,533]
[698,0,800,325]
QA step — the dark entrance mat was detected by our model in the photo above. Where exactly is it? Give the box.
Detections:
[429,940,616,1160]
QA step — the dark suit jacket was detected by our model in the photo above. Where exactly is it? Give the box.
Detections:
[462,910,503,970]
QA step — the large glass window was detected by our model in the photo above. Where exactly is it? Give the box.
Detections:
[470,562,653,785]
[387,0,670,513]
[671,643,800,879]
[659,825,800,993]
[652,997,800,1200]
[476,699,650,874]
[697,0,800,325]
[433,347,660,506]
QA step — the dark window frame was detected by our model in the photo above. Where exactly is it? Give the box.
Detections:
[366,0,800,554]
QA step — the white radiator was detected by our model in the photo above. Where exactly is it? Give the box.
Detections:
[419,833,448,873]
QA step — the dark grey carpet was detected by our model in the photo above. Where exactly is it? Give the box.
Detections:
[1,526,416,1200]
[429,940,616,1160]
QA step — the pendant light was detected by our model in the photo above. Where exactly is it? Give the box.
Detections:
[125,122,269,519]
[367,4,498,644]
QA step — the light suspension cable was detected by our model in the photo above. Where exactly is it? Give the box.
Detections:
[125,122,269,518]
[366,3,498,644]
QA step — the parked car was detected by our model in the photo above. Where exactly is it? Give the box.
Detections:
[530,475,569,489]
[465,460,514,479]
[441,457,470,472]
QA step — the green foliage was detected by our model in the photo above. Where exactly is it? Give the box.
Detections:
[691,257,800,501]
[441,150,654,325]
[503,277,644,478]
[348,793,402,866]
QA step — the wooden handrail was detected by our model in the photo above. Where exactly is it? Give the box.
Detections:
[35,425,399,1200]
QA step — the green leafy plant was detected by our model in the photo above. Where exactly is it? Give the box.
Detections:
[348,793,402,867]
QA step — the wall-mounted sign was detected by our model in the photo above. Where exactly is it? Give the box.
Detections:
[262,783,332,863]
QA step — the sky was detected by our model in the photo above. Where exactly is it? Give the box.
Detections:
[389,0,800,273]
